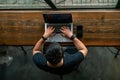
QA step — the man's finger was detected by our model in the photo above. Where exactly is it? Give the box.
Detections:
[50,33,56,37]
[60,27,64,30]
[52,28,55,32]
[60,29,64,32]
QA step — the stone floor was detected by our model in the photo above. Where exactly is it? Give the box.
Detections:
[0,46,120,80]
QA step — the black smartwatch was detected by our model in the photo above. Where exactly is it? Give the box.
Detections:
[41,36,47,41]
[70,35,76,40]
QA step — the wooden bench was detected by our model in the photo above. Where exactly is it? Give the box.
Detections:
[0,10,120,46]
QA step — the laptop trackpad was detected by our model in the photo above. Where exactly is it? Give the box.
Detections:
[46,34,72,42]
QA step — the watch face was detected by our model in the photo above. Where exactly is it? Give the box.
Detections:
[70,35,75,40]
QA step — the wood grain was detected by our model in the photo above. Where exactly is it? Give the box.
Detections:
[0,10,120,46]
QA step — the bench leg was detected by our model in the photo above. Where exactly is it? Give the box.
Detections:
[115,50,120,58]
[21,46,27,55]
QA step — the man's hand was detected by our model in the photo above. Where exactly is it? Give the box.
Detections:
[33,26,55,54]
[60,26,73,38]
[43,27,55,38]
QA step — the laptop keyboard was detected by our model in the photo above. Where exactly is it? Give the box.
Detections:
[45,23,73,42]
[47,23,71,33]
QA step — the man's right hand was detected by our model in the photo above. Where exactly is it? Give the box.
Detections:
[60,26,73,38]
[43,26,55,38]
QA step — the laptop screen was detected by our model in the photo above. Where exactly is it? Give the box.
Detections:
[43,14,72,23]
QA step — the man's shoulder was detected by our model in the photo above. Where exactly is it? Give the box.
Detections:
[64,51,84,58]
[33,52,47,66]
[64,52,84,64]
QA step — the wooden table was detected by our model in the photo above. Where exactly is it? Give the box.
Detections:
[0,10,120,46]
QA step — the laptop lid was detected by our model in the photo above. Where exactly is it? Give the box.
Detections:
[43,13,72,23]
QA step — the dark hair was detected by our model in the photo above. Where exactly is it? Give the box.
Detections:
[45,42,63,65]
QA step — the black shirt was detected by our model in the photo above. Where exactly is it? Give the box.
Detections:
[33,51,84,75]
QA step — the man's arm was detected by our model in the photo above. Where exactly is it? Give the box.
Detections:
[72,37,88,57]
[32,27,55,55]
[32,38,45,55]
[60,26,88,57]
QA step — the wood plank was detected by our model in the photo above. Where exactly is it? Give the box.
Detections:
[0,10,120,46]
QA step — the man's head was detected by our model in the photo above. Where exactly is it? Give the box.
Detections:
[45,42,64,65]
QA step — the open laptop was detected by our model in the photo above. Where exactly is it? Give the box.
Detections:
[43,13,73,42]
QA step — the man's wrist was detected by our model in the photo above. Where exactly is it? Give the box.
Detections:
[70,34,76,40]
[41,36,47,41]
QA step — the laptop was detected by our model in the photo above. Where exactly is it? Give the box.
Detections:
[43,13,73,42]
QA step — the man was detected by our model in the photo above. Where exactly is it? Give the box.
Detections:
[32,26,88,75]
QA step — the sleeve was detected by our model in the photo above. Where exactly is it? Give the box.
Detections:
[73,52,84,62]
[64,51,84,66]
[33,52,47,67]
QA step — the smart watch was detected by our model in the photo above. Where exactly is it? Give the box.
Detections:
[70,35,76,40]
[42,36,47,41]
